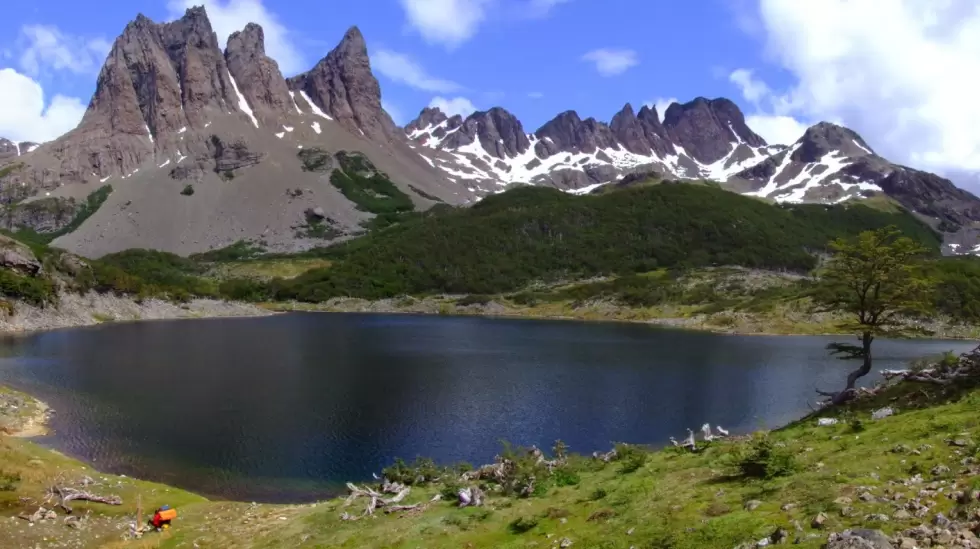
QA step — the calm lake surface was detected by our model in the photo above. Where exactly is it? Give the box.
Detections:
[0,313,973,502]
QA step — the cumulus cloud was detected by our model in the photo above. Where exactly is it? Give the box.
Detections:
[373,50,462,93]
[736,0,980,177]
[166,0,304,75]
[18,25,111,76]
[429,96,477,118]
[581,48,638,77]
[0,68,87,142]
[644,97,679,117]
[398,0,492,49]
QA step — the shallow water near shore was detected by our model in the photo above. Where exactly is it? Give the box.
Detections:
[0,312,973,502]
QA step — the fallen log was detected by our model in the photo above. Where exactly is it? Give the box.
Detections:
[341,482,417,520]
[49,486,122,514]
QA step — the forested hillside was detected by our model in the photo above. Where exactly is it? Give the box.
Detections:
[269,184,941,301]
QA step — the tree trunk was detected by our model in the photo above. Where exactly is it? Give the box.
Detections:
[844,331,874,390]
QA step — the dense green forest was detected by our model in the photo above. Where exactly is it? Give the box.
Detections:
[268,184,940,301]
[4,181,980,326]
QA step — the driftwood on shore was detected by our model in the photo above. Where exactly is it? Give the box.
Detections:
[340,481,413,520]
[47,485,122,514]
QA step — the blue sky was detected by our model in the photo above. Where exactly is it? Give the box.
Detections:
[0,0,789,135]
[3,0,980,188]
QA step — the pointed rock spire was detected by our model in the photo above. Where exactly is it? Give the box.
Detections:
[225,22,293,123]
[286,25,398,142]
[663,97,765,164]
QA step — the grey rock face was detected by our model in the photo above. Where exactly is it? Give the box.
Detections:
[610,103,675,158]
[1,197,78,234]
[225,23,293,123]
[793,122,875,162]
[405,107,448,136]
[663,97,766,164]
[287,27,400,142]
[533,111,618,157]
[440,107,530,159]
[0,234,42,276]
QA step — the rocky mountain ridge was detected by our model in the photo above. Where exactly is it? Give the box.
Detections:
[0,7,469,257]
[406,103,980,254]
[2,5,979,258]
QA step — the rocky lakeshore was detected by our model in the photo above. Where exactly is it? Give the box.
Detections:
[0,292,273,334]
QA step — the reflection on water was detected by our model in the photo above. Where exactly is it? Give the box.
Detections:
[0,313,973,502]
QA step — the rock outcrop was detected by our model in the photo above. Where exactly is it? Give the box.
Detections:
[225,23,293,124]
[286,27,399,142]
[662,97,766,164]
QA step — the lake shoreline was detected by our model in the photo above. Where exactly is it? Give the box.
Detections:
[0,291,274,336]
[266,298,980,341]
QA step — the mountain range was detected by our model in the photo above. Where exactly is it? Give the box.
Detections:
[1,6,979,258]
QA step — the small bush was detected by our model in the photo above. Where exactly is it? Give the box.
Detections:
[508,516,539,534]
[0,469,21,491]
[734,433,799,480]
[587,508,615,522]
[382,456,441,486]
[180,184,195,196]
[551,467,580,487]
[590,488,608,500]
[850,418,866,433]
[614,443,648,474]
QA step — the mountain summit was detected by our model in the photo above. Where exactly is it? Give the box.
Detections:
[0,7,468,257]
[2,7,979,258]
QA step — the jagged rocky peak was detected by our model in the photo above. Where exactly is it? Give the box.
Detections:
[406,106,448,134]
[225,22,292,123]
[609,103,675,157]
[287,26,399,142]
[792,122,875,163]
[442,107,530,159]
[534,110,617,157]
[663,97,766,164]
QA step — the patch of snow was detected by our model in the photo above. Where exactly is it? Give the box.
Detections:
[176,150,187,163]
[100,176,111,183]
[298,91,332,120]
[283,125,294,132]
[419,153,435,167]
[178,127,187,134]
[311,121,321,134]
[45,192,50,196]
[774,152,850,203]
[275,132,285,139]
[227,71,259,128]
[567,182,607,195]
[145,124,154,143]
[14,142,20,155]
[852,139,873,155]
[949,243,961,251]
[26,144,38,153]
[297,145,303,149]
[159,159,171,168]
[288,91,303,114]
[728,123,744,145]
[205,122,211,128]
[745,143,803,198]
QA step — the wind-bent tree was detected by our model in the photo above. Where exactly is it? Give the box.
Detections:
[814,226,935,402]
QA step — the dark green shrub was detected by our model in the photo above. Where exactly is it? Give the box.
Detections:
[0,469,21,491]
[590,488,608,500]
[508,516,538,534]
[735,434,799,479]
[614,442,648,474]
[551,467,580,487]
[180,185,195,196]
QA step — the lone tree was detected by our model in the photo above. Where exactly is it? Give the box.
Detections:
[814,226,935,403]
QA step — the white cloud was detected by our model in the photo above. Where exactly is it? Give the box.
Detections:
[18,25,110,76]
[746,114,808,146]
[528,91,544,99]
[0,68,86,143]
[728,69,770,104]
[373,50,462,93]
[643,97,679,117]
[581,48,638,77]
[738,0,980,177]
[398,0,492,49]
[429,96,477,118]
[383,100,405,126]
[166,0,304,75]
